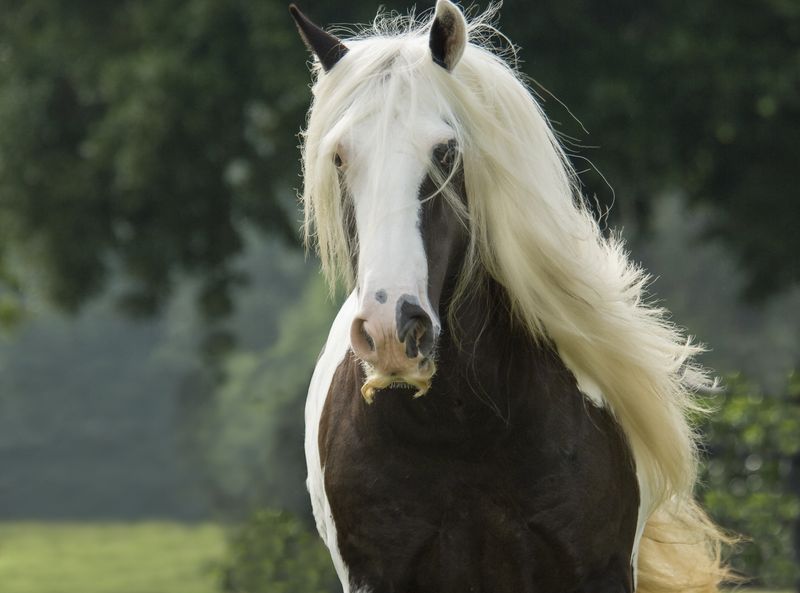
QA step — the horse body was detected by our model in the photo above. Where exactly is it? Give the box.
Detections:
[310,284,639,592]
[292,1,728,591]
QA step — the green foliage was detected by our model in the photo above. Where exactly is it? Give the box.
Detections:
[0,281,25,329]
[0,0,309,320]
[195,270,338,516]
[699,373,800,587]
[220,510,338,593]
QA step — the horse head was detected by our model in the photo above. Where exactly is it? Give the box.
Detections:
[291,1,470,402]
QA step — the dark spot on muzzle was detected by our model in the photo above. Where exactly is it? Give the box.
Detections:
[396,294,435,359]
[375,289,387,304]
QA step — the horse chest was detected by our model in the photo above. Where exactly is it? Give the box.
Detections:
[316,352,639,593]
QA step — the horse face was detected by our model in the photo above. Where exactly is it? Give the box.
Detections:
[341,106,466,399]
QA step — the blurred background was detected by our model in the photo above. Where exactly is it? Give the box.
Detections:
[0,1,797,592]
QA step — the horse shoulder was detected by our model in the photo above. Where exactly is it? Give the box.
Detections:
[557,348,654,589]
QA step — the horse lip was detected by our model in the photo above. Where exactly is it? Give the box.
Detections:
[359,359,437,404]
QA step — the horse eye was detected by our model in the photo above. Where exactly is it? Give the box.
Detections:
[334,153,343,168]
[433,140,457,167]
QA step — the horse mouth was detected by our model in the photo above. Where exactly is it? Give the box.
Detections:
[359,359,437,404]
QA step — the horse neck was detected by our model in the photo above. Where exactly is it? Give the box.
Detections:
[435,272,552,406]
[441,275,512,348]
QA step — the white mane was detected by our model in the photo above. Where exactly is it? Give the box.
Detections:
[300,6,730,590]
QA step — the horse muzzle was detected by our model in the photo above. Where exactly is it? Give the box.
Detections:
[349,292,439,403]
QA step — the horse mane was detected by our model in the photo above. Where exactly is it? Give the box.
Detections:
[300,7,730,589]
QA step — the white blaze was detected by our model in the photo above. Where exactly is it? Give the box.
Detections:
[339,108,452,334]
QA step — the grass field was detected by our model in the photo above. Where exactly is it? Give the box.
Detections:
[0,522,226,593]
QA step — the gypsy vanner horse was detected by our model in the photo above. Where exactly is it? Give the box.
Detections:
[290,2,728,592]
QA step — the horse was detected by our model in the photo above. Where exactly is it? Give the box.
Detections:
[290,2,728,591]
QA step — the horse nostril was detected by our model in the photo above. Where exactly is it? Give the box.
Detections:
[350,317,375,357]
[396,297,435,359]
[416,318,435,358]
[404,323,421,359]
[363,328,375,351]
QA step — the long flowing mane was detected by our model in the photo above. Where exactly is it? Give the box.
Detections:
[300,6,729,591]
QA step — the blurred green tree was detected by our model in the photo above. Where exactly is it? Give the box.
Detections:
[194,269,337,517]
[699,373,800,587]
[0,0,309,322]
[219,509,338,593]
[498,0,800,298]
[1,0,796,323]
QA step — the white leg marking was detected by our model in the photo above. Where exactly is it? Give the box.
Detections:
[306,292,359,592]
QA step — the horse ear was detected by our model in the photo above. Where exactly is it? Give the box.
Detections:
[289,4,349,71]
[429,0,467,71]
